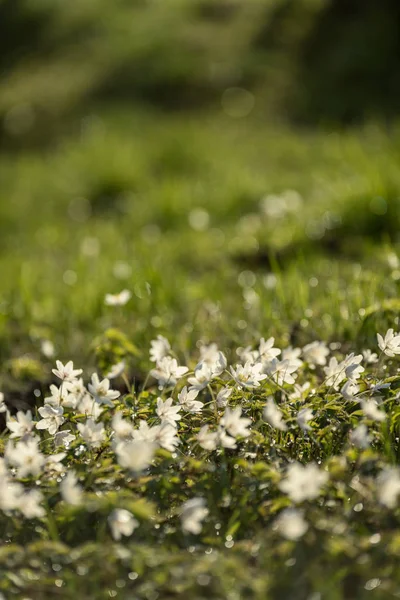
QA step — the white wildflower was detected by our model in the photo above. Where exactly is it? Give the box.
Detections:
[78,394,103,420]
[18,489,45,519]
[5,437,45,478]
[217,427,237,449]
[220,406,251,438]
[36,405,65,435]
[108,508,138,540]
[77,418,106,449]
[361,399,386,422]
[188,352,227,393]
[52,360,82,382]
[263,398,287,431]
[324,355,363,390]
[281,347,303,369]
[64,378,87,405]
[236,345,257,364]
[45,453,67,475]
[6,410,35,440]
[259,337,281,362]
[41,339,55,358]
[341,380,359,401]
[43,383,67,408]
[302,341,329,367]
[88,373,120,407]
[377,328,400,357]
[61,391,80,410]
[60,471,83,506]
[377,468,400,508]
[370,381,391,393]
[275,508,308,540]
[188,362,214,392]
[178,386,203,413]
[196,425,218,451]
[208,351,227,376]
[104,289,131,307]
[106,361,126,379]
[115,439,155,472]
[112,412,134,442]
[362,349,378,364]
[296,407,313,432]
[230,361,267,389]
[152,422,180,452]
[156,397,181,426]
[180,497,208,534]
[323,357,344,389]
[199,344,227,371]
[349,424,371,449]
[0,477,23,511]
[344,353,364,381]
[216,386,232,408]
[290,382,311,400]
[132,421,179,452]
[266,358,298,386]
[150,356,188,389]
[132,421,157,444]
[150,335,171,363]
[54,430,76,448]
[199,343,220,364]
[279,462,328,503]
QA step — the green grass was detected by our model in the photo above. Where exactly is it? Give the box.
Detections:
[1,111,400,372]
[1,108,400,598]
[1,2,400,599]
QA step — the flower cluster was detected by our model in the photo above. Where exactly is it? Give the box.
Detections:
[0,326,399,549]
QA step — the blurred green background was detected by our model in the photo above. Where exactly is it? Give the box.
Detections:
[1,0,400,135]
[1,0,400,401]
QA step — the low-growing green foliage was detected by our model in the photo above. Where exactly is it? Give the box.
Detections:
[1,320,400,598]
[1,3,400,598]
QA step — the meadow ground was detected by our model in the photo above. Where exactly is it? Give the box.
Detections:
[1,2,400,599]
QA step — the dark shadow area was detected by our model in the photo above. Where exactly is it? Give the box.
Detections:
[290,0,400,124]
[234,189,400,271]
[1,0,399,155]
[91,62,219,111]
[253,0,400,124]
[0,0,54,73]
